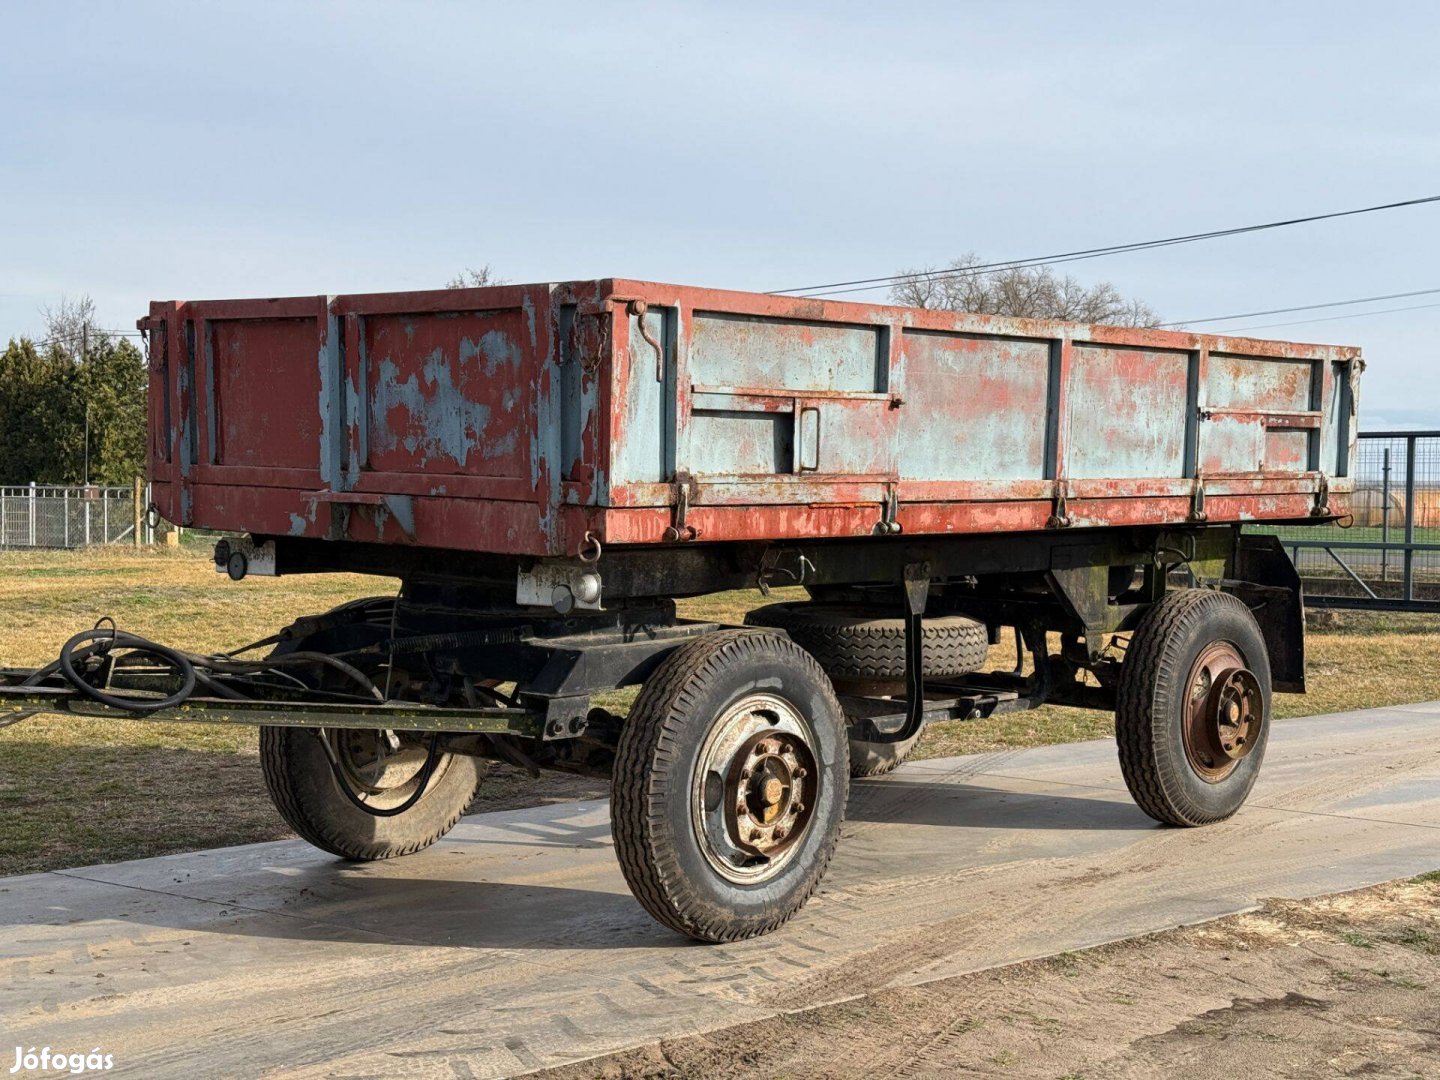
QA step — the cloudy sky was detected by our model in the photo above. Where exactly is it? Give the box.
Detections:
[2,1,1436,427]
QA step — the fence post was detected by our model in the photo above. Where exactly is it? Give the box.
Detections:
[133,477,143,547]
[84,495,91,547]
[103,489,110,543]
[1380,448,1391,583]
[63,489,70,548]
[1403,435,1417,605]
[28,482,36,547]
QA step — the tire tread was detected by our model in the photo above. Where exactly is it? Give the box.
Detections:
[611,630,847,942]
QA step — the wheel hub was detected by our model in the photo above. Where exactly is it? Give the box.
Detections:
[726,731,816,858]
[1184,642,1263,783]
[693,694,821,883]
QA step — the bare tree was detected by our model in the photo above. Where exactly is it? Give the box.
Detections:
[445,266,507,289]
[40,293,103,359]
[889,253,1160,327]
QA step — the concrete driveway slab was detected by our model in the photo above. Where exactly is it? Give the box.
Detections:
[1,706,1436,1078]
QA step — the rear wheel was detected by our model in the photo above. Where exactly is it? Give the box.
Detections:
[260,726,482,861]
[1116,589,1271,827]
[611,630,848,942]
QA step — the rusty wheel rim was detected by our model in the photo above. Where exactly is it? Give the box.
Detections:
[1183,642,1263,784]
[692,694,820,884]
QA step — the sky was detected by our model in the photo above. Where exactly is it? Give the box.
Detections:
[1,0,1437,429]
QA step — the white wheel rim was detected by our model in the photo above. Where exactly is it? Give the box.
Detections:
[691,693,820,885]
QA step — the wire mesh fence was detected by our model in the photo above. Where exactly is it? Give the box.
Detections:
[1258,431,1440,610]
[0,484,155,549]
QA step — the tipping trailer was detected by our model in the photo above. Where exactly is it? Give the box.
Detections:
[2,279,1362,942]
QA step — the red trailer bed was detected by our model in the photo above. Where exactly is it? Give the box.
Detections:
[139,279,1361,559]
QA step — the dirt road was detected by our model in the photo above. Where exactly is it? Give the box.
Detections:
[544,875,1440,1079]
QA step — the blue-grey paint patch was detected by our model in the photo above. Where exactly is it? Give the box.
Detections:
[381,494,415,538]
[614,308,673,486]
[343,368,363,488]
[521,293,537,349]
[370,345,496,468]
[317,313,344,488]
[288,512,308,536]
[176,348,194,478]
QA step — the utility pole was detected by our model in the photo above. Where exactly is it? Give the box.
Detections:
[81,323,91,486]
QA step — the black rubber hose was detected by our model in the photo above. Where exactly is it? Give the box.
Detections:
[318,731,443,818]
[57,629,198,712]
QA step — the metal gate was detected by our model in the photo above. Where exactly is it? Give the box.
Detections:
[1257,431,1440,611]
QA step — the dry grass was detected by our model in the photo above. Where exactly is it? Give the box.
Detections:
[1,547,1438,876]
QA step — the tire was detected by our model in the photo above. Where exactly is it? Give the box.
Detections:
[1116,589,1272,827]
[611,630,849,942]
[745,602,989,680]
[260,726,482,861]
[848,728,921,778]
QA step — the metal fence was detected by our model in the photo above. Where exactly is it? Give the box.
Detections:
[1258,431,1440,611]
[0,483,154,549]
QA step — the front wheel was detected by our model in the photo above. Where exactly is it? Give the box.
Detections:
[611,630,849,942]
[1116,589,1272,827]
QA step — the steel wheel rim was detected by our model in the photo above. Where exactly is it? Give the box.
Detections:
[692,693,820,884]
[1183,642,1263,784]
[330,729,438,809]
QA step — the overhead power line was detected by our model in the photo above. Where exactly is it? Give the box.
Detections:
[1222,300,1440,335]
[1161,287,1440,328]
[770,193,1440,299]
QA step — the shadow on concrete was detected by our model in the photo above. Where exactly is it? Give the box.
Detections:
[0,779,1158,952]
[846,778,1155,832]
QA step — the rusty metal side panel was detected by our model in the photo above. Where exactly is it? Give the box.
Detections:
[688,310,887,392]
[359,308,532,480]
[208,315,326,470]
[1066,343,1191,480]
[145,285,574,557]
[897,330,1052,482]
[1199,351,1323,476]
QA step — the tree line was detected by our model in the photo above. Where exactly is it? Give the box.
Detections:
[0,297,147,486]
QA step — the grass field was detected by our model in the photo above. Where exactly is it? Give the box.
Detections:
[1,546,1438,877]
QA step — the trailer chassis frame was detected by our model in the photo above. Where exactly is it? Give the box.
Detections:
[0,526,1305,770]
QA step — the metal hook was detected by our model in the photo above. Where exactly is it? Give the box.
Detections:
[628,300,665,382]
[578,530,603,564]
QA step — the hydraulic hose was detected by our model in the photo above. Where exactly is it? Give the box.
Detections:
[57,628,198,712]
